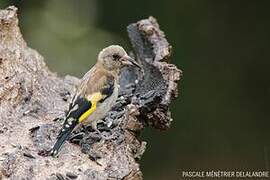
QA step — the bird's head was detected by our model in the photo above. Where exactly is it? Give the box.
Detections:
[97,45,141,71]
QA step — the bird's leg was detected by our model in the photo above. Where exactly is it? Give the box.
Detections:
[81,124,88,132]
[91,121,113,140]
[91,121,104,137]
[91,121,98,133]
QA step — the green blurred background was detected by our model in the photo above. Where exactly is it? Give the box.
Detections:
[1,1,270,179]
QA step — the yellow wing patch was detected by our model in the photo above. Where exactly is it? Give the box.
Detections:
[79,103,96,122]
[78,92,103,123]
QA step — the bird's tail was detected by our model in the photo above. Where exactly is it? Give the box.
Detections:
[51,126,73,157]
[51,112,79,156]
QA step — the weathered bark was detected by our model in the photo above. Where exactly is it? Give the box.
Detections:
[0,6,182,180]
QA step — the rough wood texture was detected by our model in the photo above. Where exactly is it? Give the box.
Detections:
[0,6,182,180]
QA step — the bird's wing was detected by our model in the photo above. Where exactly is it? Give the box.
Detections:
[64,67,115,127]
[51,68,115,156]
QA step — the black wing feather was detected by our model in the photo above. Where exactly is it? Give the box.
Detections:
[51,96,91,156]
[51,76,115,157]
[100,76,114,102]
[68,97,92,119]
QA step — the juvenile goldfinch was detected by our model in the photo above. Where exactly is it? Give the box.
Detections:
[51,45,140,157]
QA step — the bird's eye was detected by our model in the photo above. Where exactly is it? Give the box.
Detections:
[112,54,120,60]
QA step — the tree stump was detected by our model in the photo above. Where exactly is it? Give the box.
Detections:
[0,6,182,180]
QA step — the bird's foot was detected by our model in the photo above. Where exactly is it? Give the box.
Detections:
[94,129,113,140]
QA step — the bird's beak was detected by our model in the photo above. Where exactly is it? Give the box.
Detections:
[120,55,141,69]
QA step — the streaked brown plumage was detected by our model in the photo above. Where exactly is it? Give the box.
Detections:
[51,45,141,156]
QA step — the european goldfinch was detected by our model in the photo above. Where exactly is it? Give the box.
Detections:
[51,45,141,157]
